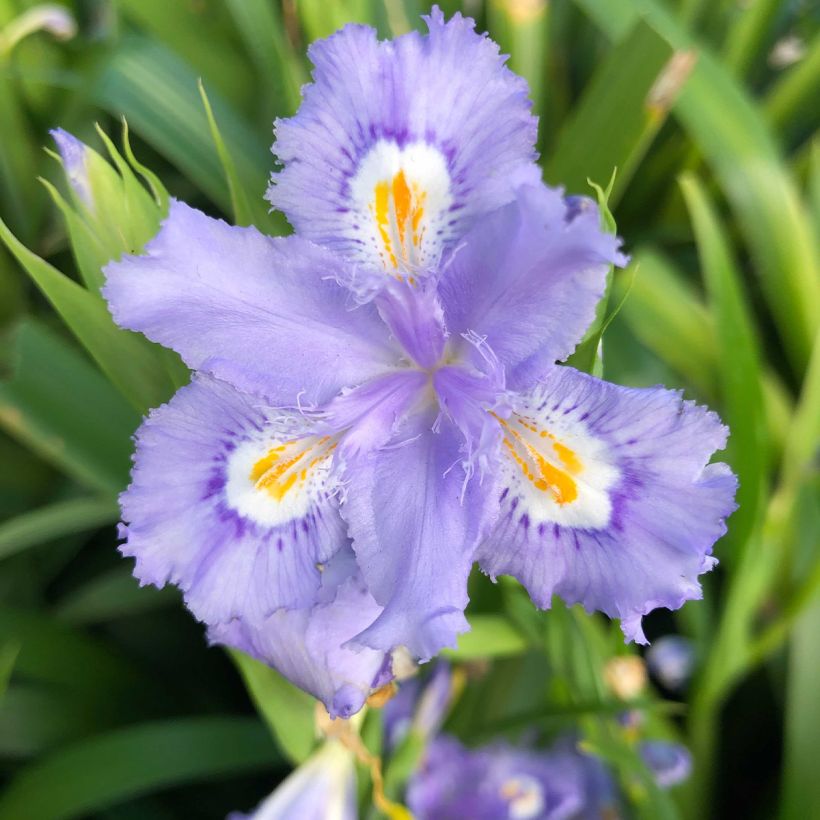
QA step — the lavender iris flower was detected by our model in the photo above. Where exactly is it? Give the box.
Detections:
[407,734,692,819]
[384,662,454,751]
[101,8,737,717]
[407,735,590,820]
[267,8,539,280]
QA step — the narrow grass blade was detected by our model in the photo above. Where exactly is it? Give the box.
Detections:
[228,649,316,765]
[92,36,285,232]
[113,0,251,105]
[0,321,137,495]
[445,615,528,660]
[765,31,820,142]
[680,173,767,559]
[0,497,119,561]
[575,0,820,375]
[487,0,550,119]
[0,220,178,413]
[0,718,278,820]
[224,0,305,119]
[199,81,269,229]
[721,0,782,79]
[614,247,718,399]
[779,596,820,820]
[55,567,178,625]
[0,607,139,694]
[0,73,40,243]
[546,19,677,204]
[297,0,376,40]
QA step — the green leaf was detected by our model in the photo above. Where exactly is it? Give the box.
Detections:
[487,0,550,119]
[0,320,137,494]
[0,685,102,758]
[224,0,306,118]
[92,35,287,234]
[0,640,19,699]
[444,614,528,660]
[113,0,251,105]
[39,177,110,293]
[779,596,820,820]
[546,19,678,205]
[199,80,269,229]
[0,607,139,695]
[296,0,376,41]
[55,567,178,625]
[765,31,820,141]
[0,221,179,413]
[0,718,278,820]
[0,496,119,561]
[721,0,781,79]
[575,0,820,376]
[0,72,41,243]
[680,173,767,560]
[566,175,622,375]
[228,649,316,765]
[614,247,718,400]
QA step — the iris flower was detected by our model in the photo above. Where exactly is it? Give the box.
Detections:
[102,8,736,718]
[407,735,592,820]
[406,734,690,819]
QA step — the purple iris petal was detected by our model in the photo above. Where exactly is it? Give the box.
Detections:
[267,7,537,276]
[341,411,493,660]
[433,362,507,479]
[210,547,390,719]
[51,128,93,208]
[478,365,737,643]
[646,635,696,691]
[119,375,347,627]
[228,740,357,820]
[640,740,692,788]
[384,662,453,751]
[375,279,447,369]
[438,182,627,389]
[323,370,428,462]
[104,200,399,407]
[407,735,586,820]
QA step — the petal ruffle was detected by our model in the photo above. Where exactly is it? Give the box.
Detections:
[119,375,348,627]
[342,411,493,660]
[267,8,537,276]
[477,366,737,642]
[438,184,626,389]
[209,548,391,719]
[104,200,398,407]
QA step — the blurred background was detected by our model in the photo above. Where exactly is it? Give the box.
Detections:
[0,1,817,818]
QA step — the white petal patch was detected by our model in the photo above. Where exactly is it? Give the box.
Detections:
[225,431,336,527]
[500,775,545,820]
[497,401,619,530]
[347,140,453,273]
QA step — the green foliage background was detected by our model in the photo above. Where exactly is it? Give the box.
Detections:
[0,0,817,818]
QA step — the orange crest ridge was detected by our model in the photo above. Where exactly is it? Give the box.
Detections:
[250,436,336,501]
[372,169,427,269]
[497,414,584,505]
